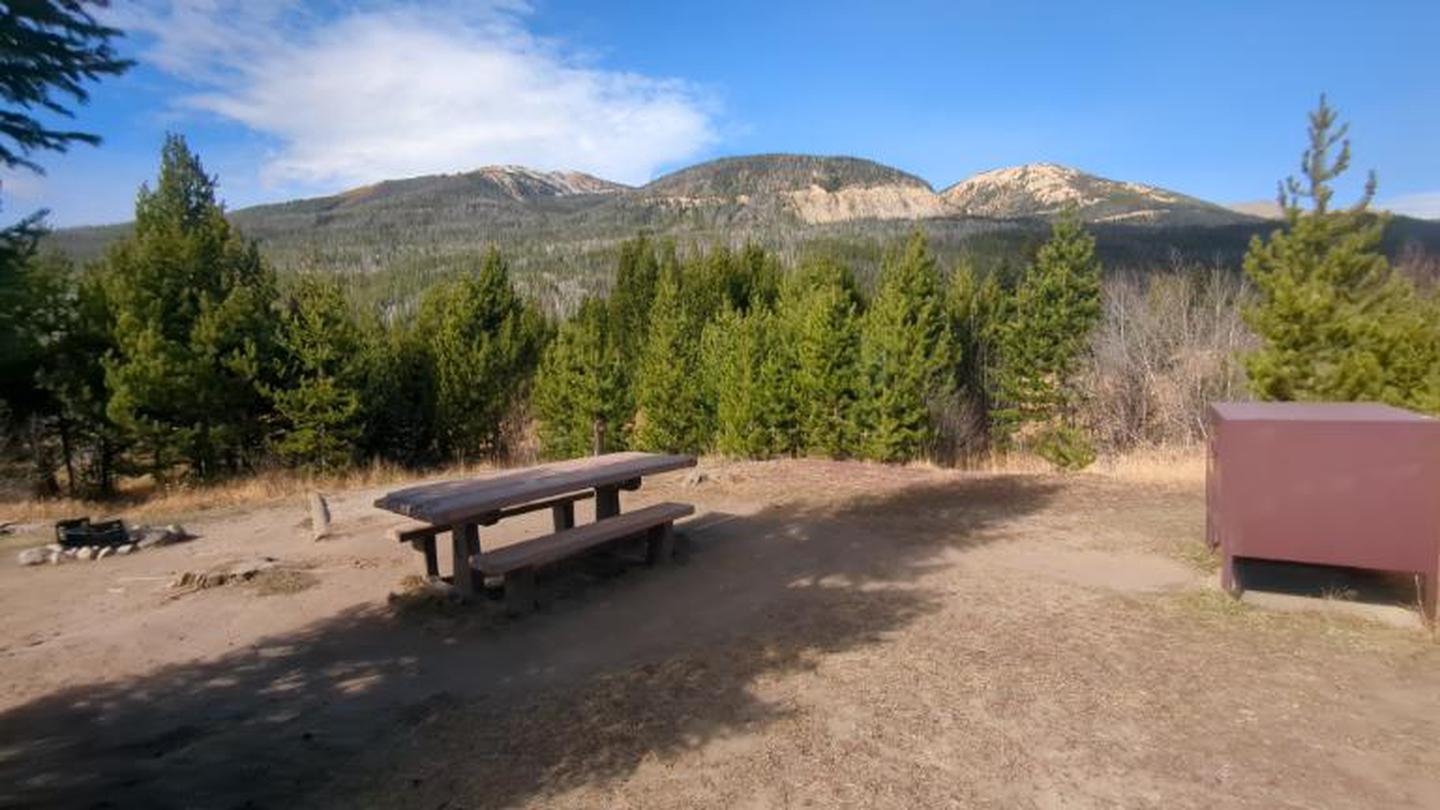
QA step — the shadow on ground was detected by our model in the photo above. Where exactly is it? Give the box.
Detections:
[0,475,1059,809]
[1234,558,1423,609]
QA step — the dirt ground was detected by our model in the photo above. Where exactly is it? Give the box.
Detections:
[0,459,1437,809]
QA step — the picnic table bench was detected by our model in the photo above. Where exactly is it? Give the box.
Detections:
[375,452,696,610]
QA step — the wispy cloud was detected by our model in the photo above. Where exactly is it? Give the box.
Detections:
[108,1,717,188]
[1379,191,1440,220]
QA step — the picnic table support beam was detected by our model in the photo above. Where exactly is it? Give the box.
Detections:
[451,523,479,599]
[410,537,439,577]
[595,485,620,520]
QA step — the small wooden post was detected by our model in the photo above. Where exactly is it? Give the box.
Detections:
[308,492,330,541]
[592,418,606,456]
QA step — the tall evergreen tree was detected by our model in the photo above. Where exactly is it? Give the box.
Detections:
[1,0,130,450]
[1244,95,1439,408]
[0,0,133,173]
[605,235,661,444]
[102,135,277,479]
[785,259,864,457]
[858,230,950,462]
[990,214,1102,452]
[0,221,48,428]
[533,297,628,458]
[633,261,710,452]
[270,277,367,471]
[359,320,436,466]
[608,235,660,366]
[420,248,545,460]
[3,251,119,495]
[942,262,1006,457]
[703,305,796,457]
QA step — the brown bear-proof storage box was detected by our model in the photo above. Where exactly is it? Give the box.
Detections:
[1207,402,1440,620]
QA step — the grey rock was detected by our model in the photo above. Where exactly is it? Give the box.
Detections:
[48,550,62,565]
[17,547,48,566]
[96,546,115,560]
[76,546,95,561]
[134,526,185,550]
[116,543,136,556]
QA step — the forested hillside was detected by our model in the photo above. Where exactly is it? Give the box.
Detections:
[8,99,1440,500]
[46,153,1440,320]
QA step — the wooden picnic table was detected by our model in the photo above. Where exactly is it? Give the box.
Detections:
[375,452,696,601]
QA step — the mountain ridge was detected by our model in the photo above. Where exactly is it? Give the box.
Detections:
[941,163,1253,226]
[53,154,1440,311]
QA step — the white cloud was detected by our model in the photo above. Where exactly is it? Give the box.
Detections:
[108,2,717,188]
[1379,192,1440,220]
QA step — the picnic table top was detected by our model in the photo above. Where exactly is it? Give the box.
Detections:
[373,451,696,525]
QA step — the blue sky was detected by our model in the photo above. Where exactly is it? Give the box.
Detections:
[7,0,1439,226]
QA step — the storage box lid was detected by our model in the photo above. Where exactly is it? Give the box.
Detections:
[1209,401,1436,423]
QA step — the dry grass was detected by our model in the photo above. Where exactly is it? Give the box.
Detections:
[3,447,1208,530]
[1162,589,1431,650]
[0,459,497,524]
[921,444,1206,484]
[249,567,322,597]
[1173,537,1220,573]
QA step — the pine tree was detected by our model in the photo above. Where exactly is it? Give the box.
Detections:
[609,235,660,366]
[1244,95,1439,409]
[605,235,661,444]
[0,221,49,429]
[990,214,1102,455]
[421,248,545,460]
[785,259,864,457]
[102,135,278,480]
[0,0,133,173]
[703,305,795,457]
[7,251,120,495]
[754,305,800,455]
[359,320,436,466]
[858,230,951,462]
[270,277,367,471]
[633,261,709,452]
[0,1,130,486]
[942,262,1006,457]
[533,298,627,458]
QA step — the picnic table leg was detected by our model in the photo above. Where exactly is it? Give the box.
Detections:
[421,537,439,577]
[645,522,675,566]
[450,523,479,599]
[595,485,620,520]
[553,501,575,531]
[505,567,536,616]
